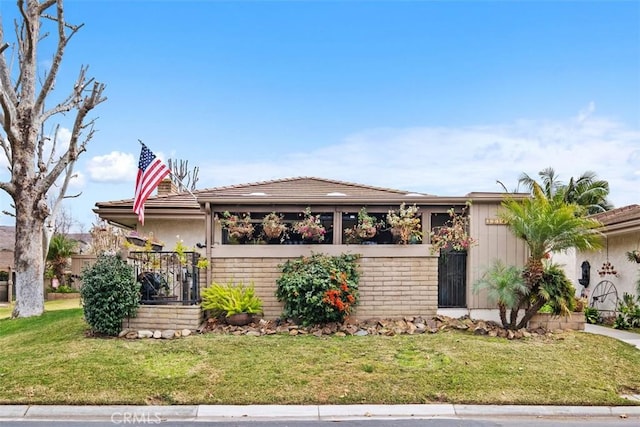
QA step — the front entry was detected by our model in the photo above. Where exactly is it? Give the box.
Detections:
[438,251,467,308]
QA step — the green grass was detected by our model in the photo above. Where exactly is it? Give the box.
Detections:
[0,297,81,319]
[0,307,639,406]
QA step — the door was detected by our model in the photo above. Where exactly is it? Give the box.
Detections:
[438,251,467,308]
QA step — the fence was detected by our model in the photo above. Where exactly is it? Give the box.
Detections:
[128,251,200,305]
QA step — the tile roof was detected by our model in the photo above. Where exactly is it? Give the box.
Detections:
[590,204,640,226]
[94,176,431,209]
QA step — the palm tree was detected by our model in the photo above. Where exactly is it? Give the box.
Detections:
[499,183,604,329]
[473,260,527,328]
[518,167,612,215]
[46,234,77,286]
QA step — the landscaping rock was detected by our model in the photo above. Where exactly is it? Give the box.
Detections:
[181,329,192,337]
[138,330,153,339]
[125,331,138,339]
[153,330,162,339]
[161,329,176,339]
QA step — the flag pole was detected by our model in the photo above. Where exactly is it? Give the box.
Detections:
[138,139,198,202]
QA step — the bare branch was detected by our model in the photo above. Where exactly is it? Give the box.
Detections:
[35,1,79,112]
[41,80,106,192]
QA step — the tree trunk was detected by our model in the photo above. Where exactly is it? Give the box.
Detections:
[12,194,46,318]
[498,302,508,329]
[516,298,547,330]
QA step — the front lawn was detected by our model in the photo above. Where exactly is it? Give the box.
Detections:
[0,308,638,406]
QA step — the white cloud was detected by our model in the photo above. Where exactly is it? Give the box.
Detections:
[86,151,137,183]
[200,113,640,208]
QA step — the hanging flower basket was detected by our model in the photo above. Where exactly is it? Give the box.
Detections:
[344,207,383,244]
[293,207,326,243]
[261,212,288,242]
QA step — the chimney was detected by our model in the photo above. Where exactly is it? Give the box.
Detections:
[157,178,178,196]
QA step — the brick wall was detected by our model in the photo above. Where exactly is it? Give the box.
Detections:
[208,246,439,320]
[528,313,585,331]
[123,305,203,331]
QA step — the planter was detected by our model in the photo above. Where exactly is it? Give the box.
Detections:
[528,312,585,331]
[225,313,253,326]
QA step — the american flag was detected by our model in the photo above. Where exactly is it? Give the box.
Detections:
[133,144,171,225]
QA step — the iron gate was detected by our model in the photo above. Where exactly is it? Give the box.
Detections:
[438,250,467,308]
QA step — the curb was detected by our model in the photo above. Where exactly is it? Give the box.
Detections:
[1,404,639,421]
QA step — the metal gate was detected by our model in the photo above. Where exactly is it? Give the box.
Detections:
[438,250,467,308]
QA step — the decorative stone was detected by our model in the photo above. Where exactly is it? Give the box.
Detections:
[246,331,261,337]
[181,329,192,337]
[125,331,138,339]
[153,330,162,339]
[161,329,176,339]
[118,329,130,338]
[138,330,153,339]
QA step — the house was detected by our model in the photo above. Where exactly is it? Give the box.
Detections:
[94,177,529,321]
[0,226,14,274]
[576,205,640,315]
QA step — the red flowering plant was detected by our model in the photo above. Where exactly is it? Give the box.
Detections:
[344,207,384,244]
[429,204,477,254]
[276,253,359,325]
[292,207,326,242]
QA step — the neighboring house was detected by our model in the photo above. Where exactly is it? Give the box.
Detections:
[94,176,529,319]
[577,205,640,313]
[0,226,15,273]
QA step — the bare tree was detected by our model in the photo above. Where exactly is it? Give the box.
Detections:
[168,158,199,192]
[0,0,106,317]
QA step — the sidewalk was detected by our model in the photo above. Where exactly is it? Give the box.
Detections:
[0,404,639,422]
[584,323,640,350]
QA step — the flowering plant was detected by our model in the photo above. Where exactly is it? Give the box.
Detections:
[387,203,423,244]
[220,211,254,242]
[344,207,383,244]
[292,207,326,242]
[429,205,477,254]
[261,212,288,241]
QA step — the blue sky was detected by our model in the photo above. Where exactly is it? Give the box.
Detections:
[0,0,639,231]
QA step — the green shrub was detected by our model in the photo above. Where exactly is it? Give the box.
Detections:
[0,271,8,281]
[201,281,263,318]
[613,293,640,330]
[584,306,601,324]
[80,254,140,336]
[276,253,359,326]
[538,263,576,316]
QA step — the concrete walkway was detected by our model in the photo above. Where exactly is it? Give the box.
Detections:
[0,404,639,422]
[584,323,640,350]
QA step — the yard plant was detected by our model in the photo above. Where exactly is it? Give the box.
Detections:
[201,281,263,318]
[498,183,603,329]
[276,253,359,325]
[80,254,140,336]
[0,307,638,406]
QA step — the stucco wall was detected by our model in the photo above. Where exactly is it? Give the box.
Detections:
[137,219,206,253]
[578,231,640,303]
[208,245,438,320]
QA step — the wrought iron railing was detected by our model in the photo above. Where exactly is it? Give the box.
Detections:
[128,251,201,305]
